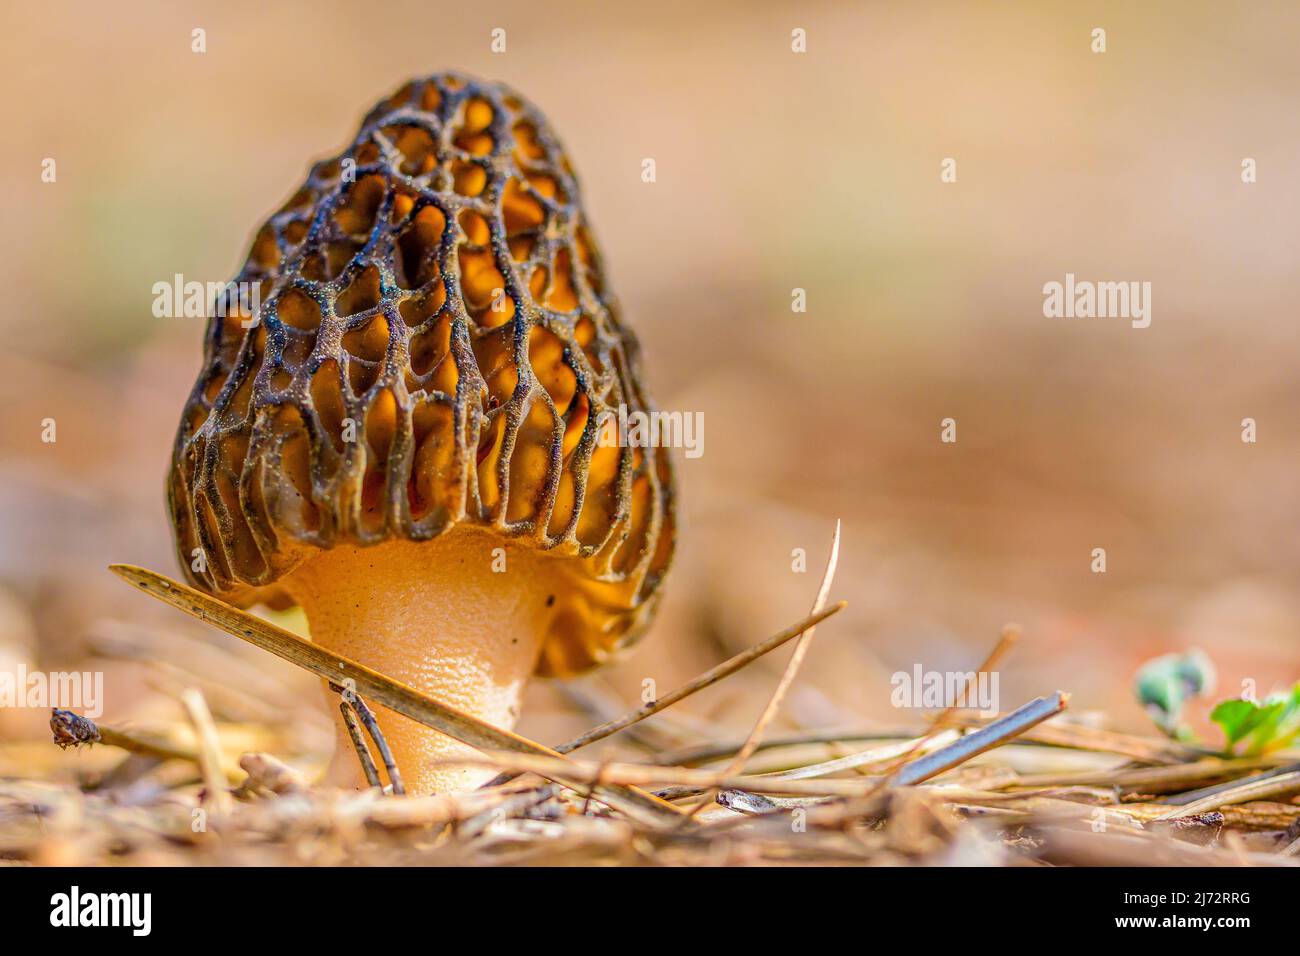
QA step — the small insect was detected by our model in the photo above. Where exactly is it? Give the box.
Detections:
[49,708,102,750]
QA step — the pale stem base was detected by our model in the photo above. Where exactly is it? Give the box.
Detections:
[285,532,551,794]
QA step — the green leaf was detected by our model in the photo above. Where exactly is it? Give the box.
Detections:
[1210,682,1300,755]
[1210,699,1269,747]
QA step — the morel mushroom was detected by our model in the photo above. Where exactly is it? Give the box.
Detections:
[167,73,675,793]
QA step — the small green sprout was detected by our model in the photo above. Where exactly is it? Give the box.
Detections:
[1134,650,1216,741]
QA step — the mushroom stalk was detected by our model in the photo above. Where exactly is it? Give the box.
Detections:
[285,532,550,794]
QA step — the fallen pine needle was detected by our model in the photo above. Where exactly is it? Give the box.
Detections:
[682,519,842,818]
[1153,769,1300,821]
[1011,756,1286,793]
[453,751,910,798]
[109,563,683,829]
[758,731,962,781]
[480,599,848,789]
[956,715,1203,765]
[1158,760,1300,806]
[457,698,1067,802]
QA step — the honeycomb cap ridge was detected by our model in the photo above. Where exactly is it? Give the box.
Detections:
[167,72,676,676]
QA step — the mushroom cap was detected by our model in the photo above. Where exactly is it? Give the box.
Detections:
[167,73,676,677]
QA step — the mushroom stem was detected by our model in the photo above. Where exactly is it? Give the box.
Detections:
[285,532,551,794]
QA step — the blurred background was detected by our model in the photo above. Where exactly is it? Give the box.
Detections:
[1,1,1297,778]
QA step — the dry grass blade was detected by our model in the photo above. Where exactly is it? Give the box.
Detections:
[560,600,847,754]
[956,716,1203,764]
[706,695,1068,809]
[1158,760,1300,806]
[1011,756,1285,793]
[759,731,962,781]
[681,519,842,818]
[456,751,912,798]
[179,688,233,818]
[109,563,683,828]
[1153,769,1300,821]
[480,599,848,789]
[655,728,954,767]
[656,720,1195,769]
